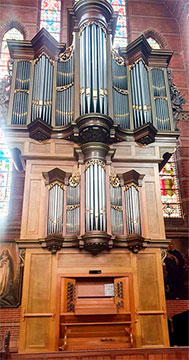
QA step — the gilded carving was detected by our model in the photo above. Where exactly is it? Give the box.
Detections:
[59,45,74,62]
[112,48,125,66]
[69,169,81,187]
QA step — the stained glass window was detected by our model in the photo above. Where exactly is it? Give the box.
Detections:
[40,0,61,41]
[0,28,24,80]
[160,154,182,218]
[0,129,13,217]
[109,0,127,47]
[147,37,161,49]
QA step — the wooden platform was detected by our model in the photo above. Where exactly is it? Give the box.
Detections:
[8,347,189,360]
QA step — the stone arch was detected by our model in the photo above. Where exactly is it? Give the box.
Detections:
[143,29,167,49]
[0,20,29,49]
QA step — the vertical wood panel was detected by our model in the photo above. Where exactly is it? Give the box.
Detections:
[137,254,160,311]
[145,182,160,238]
[27,254,51,313]
[27,180,41,235]
[141,315,163,346]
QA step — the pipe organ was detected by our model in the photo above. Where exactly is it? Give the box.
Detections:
[6,0,180,355]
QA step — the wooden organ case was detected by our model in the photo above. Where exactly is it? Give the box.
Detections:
[5,0,179,354]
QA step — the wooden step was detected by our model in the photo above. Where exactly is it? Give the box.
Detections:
[8,347,189,360]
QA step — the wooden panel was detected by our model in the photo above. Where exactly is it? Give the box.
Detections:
[57,252,131,270]
[27,180,41,235]
[28,254,52,313]
[137,254,160,311]
[19,251,56,353]
[25,318,49,350]
[135,147,155,156]
[29,143,51,153]
[9,347,189,360]
[140,315,163,346]
[76,278,113,297]
[145,182,160,237]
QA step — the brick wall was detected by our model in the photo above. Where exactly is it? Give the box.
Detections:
[176,119,189,223]
[0,307,21,352]
[166,300,189,319]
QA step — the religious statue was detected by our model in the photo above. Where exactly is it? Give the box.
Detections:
[0,249,14,298]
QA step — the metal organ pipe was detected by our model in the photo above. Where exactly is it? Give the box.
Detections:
[32,54,53,124]
[125,184,141,235]
[85,161,106,232]
[130,60,152,129]
[110,184,123,235]
[66,183,80,235]
[79,23,108,115]
[151,68,170,130]
[47,184,64,235]
[12,61,31,125]
[55,46,74,126]
[112,50,130,129]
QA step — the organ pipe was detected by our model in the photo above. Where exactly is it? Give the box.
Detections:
[110,182,123,235]
[151,68,171,130]
[56,46,74,126]
[47,183,64,235]
[11,60,31,125]
[79,22,108,115]
[31,54,54,124]
[112,49,130,129]
[85,160,106,232]
[130,60,152,128]
[125,184,141,235]
[66,183,80,235]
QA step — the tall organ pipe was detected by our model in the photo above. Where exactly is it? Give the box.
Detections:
[85,162,106,232]
[32,54,54,124]
[110,184,123,235]
[56,47,74,126]
[130,60,152,129]
[11,61,31,125]
[66,183,80,235]
[79,23,108,115]
[48,184,64,235]
[112,50,129,128]
[125,185,141,235]
[151,68,171,130]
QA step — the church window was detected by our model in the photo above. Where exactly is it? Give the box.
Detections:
[160,154,182,218]
[109,0,127,47]
[0,129,13,217]
[0,28,24,79]
[147,37,161,49]
[40,0,61,41]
